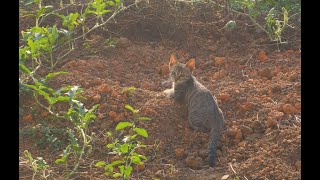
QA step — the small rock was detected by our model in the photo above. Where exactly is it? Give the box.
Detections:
[221,175,230,180]
[100,120,113,130]
[238,141,246,148]
[22,114,33,122]
[203,60,215,69]
[175,148,186,158]
[40,111,50,118]
[239,125,253,136]
[258,50,268,61]
[134,162,145,172]
[213,69,227,80]
[240,102,254,111]
[98,84,111,94]
[266,117,278,128]
[92,94,101,103]
[294,103,301,112]
[226,128,237,137]
[185,156,202,169]
[216,93,231,102]
[259,68,272,79]
[289,73,299,82]
[268,110,284,119]
[251,120,266,133]
[295,160,301,171]
[208,45,217,52]
[214,57,225,66]
[93,78,103,85]
[235,130,243,141]
[144,68,154,74]
[198,149,208,160]
[116,37,131,48]
[108,111,117,119]
[271,85,282,93]
[282,104,295,115]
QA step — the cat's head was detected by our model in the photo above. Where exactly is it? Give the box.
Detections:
[168,54,195,83]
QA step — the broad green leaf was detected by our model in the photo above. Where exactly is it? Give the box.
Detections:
[104,166,113,172]
[45,71,69,82]
[95,161,106,167]
[119,165,124,174]
[120,144,129,153]
[134,128,148,138]
[125,165,133,177]
[136,117,151,121]
[131,155,141,164]
[115,122,133,130]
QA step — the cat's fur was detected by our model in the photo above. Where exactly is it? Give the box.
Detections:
[164,54,224,167]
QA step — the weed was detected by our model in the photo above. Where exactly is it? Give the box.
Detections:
[96,104,151,179]
[24,150,50,180]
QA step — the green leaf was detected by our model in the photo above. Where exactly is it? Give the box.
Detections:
[105,160,123,171]
[134,128,148,138]
[106,143,114,149]
[112,173,121,178]
[45,71,69,82]
[125,104,137,113]
[19,63,31,74]
[95,161,106,167]
[119,165,124,174]
[125,165,133,177]
[106,1,115,6]
[136,117,151,121]
[115,122,133,130]
[120,144,129,153]
[101,10,111,14]
[106,131,112,137]
[131,155,141,164]
[138,154,147,160]
[55,157,66,164]
[130,134,138,140]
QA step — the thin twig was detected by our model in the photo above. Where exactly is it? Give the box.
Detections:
[228,163,237,174]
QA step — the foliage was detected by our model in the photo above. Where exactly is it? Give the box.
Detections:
[228,0,300,43]
[19,0,147,178]
[96,104,151,179]
[24,150,50,180]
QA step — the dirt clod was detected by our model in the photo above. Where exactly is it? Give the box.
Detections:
[185,156,203,169]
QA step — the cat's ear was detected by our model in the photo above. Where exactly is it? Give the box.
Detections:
[169,54,178,67]
[186,58,196,72]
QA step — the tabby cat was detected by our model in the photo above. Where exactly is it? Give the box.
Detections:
[164,54,224,167]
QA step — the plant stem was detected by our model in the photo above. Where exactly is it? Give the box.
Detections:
[65,128,87,179]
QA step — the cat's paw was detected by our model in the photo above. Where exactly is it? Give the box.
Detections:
[163,89,174,98]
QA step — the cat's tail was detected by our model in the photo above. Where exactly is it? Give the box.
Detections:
[208,108,224,167]
[208,127,220,167]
